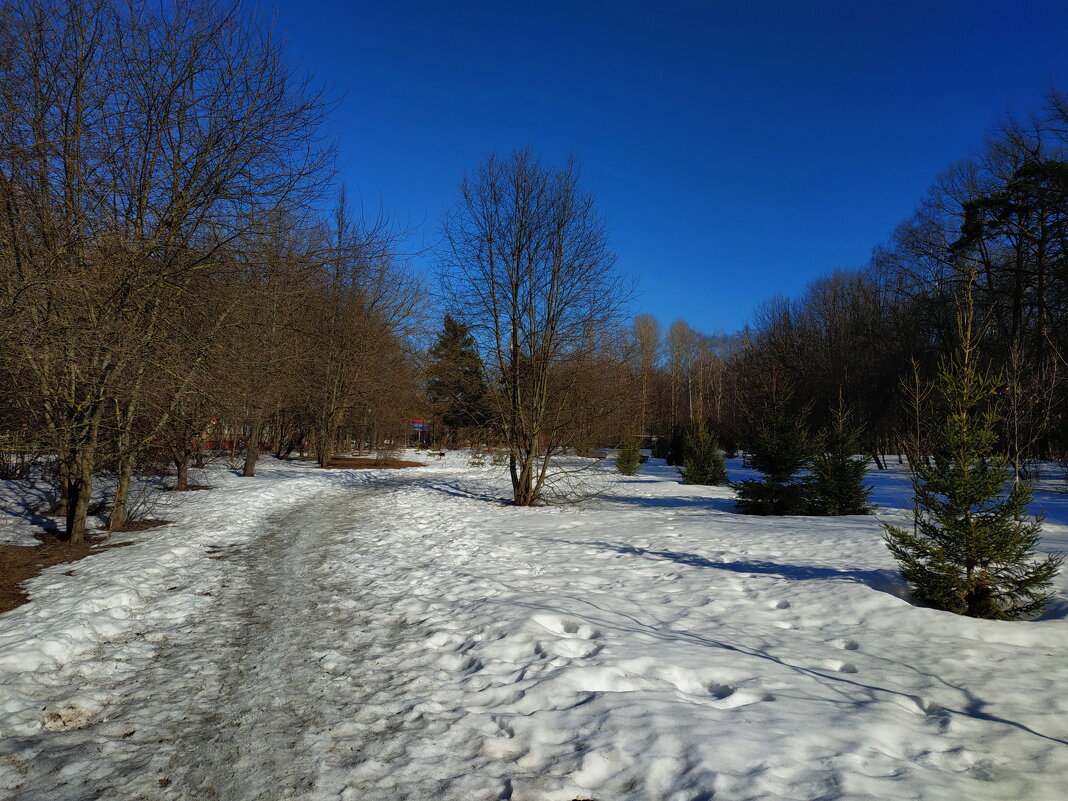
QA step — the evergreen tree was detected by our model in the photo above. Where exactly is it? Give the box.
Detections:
[734,384,814,515]
[656,426,687,466]
[651,435,671,461]
[426,315,489,443]
[884,282,1063,619]
[811,402,873,516]
[679,427,728,485]
[616,436,641,476]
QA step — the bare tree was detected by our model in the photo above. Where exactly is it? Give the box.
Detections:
[632,314,661,438]
[1000,340,1061,482]
[0,0,333,541]
[299,194,423,466]
[896,357,933,472]
[439,149,627,505]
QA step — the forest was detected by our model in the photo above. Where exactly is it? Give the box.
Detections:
[426,95,1068,501]
[2,0,1067,545]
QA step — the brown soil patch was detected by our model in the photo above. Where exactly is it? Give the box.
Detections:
[0,528,161,615]
[317,456,425,470]
[1,532,92,614]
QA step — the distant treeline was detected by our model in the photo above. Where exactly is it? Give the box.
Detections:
[596,90,1068,475]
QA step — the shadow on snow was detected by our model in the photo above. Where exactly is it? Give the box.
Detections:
[581,539,910,599]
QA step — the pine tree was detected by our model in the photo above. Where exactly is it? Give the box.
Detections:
[883,280,1063,619]
[811,402,873,516]
[679,427,728,485]
[616,436,641,476]
[734,384,814,515]
[426,315,489,443]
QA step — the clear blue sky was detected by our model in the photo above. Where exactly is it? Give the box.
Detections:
[269,0,1068,334]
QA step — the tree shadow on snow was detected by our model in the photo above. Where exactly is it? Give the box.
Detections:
[423,478,508,504]
[600,494,739,514]
[585,539,910,599]
[1,483,63,534]
[1034,593,1068,621]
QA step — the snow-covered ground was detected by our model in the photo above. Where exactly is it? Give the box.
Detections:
[1,454,1066,800]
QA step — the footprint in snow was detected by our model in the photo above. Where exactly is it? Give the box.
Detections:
[426,630,468,652]
[832,638,860,651]
[532,613,600,641]
[706,686,776,709]
[436,652,484,675]
[823,659,858,674]
[707,682,735,700]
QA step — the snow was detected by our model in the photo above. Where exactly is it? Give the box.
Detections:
[0,479,59,547]
[1,454,1066,800]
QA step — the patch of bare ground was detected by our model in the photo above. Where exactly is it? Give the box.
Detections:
[0,523,167,614]
[116,519,171,532]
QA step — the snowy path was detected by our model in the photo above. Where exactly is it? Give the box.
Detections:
[145,478,441,800]
[1,472,499,799]
[2,457,1067,800]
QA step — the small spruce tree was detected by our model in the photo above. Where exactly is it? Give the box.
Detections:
[679,427,728,485]
[734,383,814,515]
[811,402,873,516]
[616,436,641,476]
[883,280,1062,619]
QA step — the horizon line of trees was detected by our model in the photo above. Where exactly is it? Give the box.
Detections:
[539,87,1068,479]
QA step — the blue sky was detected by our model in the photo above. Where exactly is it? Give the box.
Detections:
[270,0,1068,333]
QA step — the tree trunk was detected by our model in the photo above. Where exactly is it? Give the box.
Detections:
[173,453,190,491]
[65,448,95,544]
[510,433,540,505]
[242,418,262,476]
[53,459,70,517]
[63,417,101,544]
[315,426,329,466]
[511,453,535,505]
[109,447,136,532]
